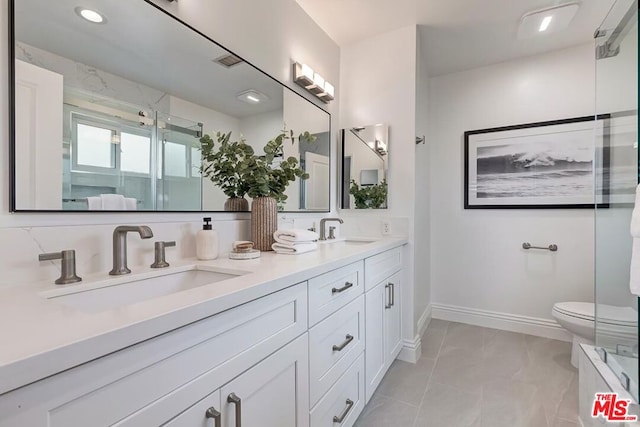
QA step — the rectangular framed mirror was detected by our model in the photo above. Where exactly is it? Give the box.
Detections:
[9,0,331,213]
[340,124,389,209]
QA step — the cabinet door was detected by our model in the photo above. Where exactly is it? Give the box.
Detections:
[364,283,386,403]
[384,271,402,363]
[163,390,221,427]
[221,334,309,427]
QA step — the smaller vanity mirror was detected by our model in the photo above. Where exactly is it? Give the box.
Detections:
[340,124,389,209]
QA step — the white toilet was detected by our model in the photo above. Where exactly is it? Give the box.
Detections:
[552,302,637,368]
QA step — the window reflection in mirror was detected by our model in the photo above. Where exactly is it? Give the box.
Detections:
[340,124,389,209]
[11,0,330,212]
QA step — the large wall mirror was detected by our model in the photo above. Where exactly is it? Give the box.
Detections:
[340,124,389,209]
[10,0,331,212]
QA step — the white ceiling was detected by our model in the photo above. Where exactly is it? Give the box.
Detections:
[296,0,616,76]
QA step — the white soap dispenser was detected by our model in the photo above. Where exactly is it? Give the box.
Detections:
[196,217,219,260]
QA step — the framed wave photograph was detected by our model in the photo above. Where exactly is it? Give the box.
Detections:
[464,115,611,209]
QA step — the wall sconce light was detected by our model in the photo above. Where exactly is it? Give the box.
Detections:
[293,62,334,103]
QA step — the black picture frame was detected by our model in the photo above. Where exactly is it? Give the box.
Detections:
[464,114,610,209]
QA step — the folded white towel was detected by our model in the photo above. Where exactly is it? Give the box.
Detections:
[272,242,318,254]
[101,194,126,210]
[87,197,102,210]
[124,197,137,211]
[631,185,640,237]
[274,229,319,244]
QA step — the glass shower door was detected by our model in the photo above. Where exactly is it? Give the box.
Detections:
[594,0,638,402]
[155,112,203,211]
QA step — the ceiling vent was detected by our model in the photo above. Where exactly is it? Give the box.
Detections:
[214,53,243,68]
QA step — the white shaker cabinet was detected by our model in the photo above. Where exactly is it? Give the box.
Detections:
[363,248,403,402]
[220,334,309,427]
[163,334,309,427]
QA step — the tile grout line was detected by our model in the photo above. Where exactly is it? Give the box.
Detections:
[411,322,450,427]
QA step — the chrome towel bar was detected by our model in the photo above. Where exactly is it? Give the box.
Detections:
[522,242,558,252]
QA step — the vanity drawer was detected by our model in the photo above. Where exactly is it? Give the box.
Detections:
[309,295,364,405]
[308,260,363,326]
[0,283,308,427]
[364,247,402,291]
[310,353,365,427]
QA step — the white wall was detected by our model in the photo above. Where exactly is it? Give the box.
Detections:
[0,0,340,288]
[414,29,430,331]
[428,44,596,326]
[339,25,419,354]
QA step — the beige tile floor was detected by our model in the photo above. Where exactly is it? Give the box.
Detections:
[354,320,579,427]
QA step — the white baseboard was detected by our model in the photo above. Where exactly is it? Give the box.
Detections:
[397,305,432,364]
[417,304,432,338]
[397,337,421,363]
[431,303,571,342]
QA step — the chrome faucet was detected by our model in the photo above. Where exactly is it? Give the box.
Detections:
[109,225,154,275]
[319,218,343,241]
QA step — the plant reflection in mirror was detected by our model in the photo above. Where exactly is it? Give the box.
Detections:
[349,179,388,209]
[199,130,316,206]
[199,132,253,199]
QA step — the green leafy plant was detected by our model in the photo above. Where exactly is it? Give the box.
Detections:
[243,130,315,204]
[199,130,316,205]
[349,179,388,209]
[198,132,254,198]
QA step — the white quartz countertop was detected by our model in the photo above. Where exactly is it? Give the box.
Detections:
[0,237,406,395]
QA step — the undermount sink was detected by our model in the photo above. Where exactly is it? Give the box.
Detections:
[319,238,378,246]
[40,266,247,313]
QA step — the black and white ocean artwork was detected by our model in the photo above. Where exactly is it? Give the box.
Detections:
[475,140,593,199]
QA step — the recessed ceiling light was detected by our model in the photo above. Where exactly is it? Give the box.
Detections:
[75,7,106,24]
[236,89,268,105]
[518,2,579,38]
[539,16,553,32]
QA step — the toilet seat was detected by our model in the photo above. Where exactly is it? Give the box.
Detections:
[552,302,637,327]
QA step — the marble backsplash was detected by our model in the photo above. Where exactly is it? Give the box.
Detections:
[0,213,408,289]
[0,218,249,290]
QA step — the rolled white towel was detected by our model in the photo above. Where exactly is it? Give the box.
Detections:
[87,197,102,210]
[631,184,640,237]
[274,229,319,244]
[124,197,137,211]
[272,242,318,255]
[100,194,126,210]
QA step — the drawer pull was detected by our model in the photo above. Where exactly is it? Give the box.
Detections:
[332,281,354,294]
[333,398,354,423]
[332,334,354,351]
[389,282,395,307]
[227,393,242,427]
[205,406,222,427]
[385,284,392,309]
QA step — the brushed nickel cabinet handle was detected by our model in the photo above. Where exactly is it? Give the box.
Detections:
[205,406,221,427]
[385,284,392,309]
[227,393,242,427]
[332,281,353,294]
[332,334,354,351]
[333,398,354,423]
[389,282,395,307]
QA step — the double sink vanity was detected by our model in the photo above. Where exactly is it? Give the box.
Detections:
[0,234,406,427]
[3,0,403,425]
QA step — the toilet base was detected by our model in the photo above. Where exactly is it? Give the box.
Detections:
[571,334,594,368]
